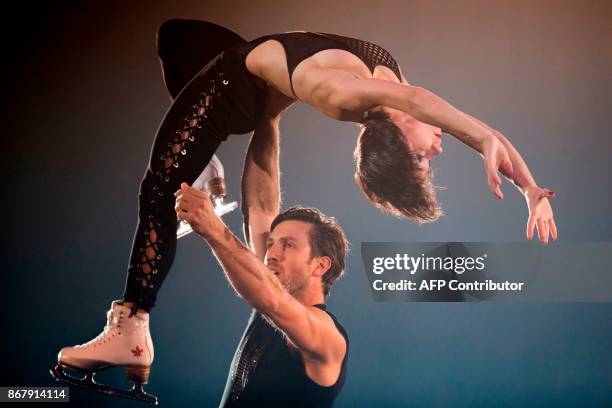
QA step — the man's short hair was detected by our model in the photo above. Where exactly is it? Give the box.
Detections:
[270,206,349,297]
[354,111,443,223]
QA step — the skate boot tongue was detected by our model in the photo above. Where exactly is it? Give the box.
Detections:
[112,300,133,313]
[113,301,149,320]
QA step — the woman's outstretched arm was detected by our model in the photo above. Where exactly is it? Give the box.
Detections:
[320,75,494,148]
[466,115,536,192]
[324,72,557,244]
[315,74,513,197]
[466,115,558,244]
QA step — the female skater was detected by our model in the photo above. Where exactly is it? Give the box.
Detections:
[52,19,557,402]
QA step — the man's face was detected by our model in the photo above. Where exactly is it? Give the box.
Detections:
[265,220,316,295]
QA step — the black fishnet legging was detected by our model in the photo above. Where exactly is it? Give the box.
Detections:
[122,19,247,312]
[122,71,226,312]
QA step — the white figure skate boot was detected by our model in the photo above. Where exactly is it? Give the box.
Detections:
[51,301,157,404]
[177,154,238,238]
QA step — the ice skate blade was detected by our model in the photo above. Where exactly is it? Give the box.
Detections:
[213,200,238,217]
[50,362,158,404]
[176,199,238,239]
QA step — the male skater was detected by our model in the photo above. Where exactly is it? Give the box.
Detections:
[175,87,349,407]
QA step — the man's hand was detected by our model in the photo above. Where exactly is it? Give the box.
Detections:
[524,185,558,245]
[480,134,514,200]
[174,182,222,239]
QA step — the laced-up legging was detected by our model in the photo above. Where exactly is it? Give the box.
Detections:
[122,19,247,312]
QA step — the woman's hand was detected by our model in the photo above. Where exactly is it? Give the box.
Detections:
[523,186,558,245]
[480,134,514,200]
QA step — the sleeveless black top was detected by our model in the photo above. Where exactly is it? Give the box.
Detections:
[236,31,402,96]
[219,304,349,407]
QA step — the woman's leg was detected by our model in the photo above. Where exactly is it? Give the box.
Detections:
[156,19,246,100]
[53,23,250,400]
[122,65,228,312]
[53,67,225,403]
[121,20,248,313]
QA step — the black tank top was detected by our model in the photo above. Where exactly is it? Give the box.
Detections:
[236,31,402,97]
[219,304,349,407]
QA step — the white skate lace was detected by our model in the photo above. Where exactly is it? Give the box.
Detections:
[75,310,121,348]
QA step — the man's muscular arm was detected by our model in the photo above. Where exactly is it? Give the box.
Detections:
[175,193,344,364]
[241,87,290,260]
[242,121,280,260]
[176,86,343,364]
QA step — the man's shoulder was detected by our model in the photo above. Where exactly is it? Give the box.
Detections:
[307,305,349,355]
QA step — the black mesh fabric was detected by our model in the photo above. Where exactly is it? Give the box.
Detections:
[220,305,349,407]
[318,33,402,80]
[227,313,275,403]
[123,23,263,312]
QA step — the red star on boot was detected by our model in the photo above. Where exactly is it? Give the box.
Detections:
[131,345,144,358]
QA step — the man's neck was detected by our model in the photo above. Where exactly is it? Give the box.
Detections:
[292,287,325,307]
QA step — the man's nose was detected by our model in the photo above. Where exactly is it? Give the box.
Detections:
[266,242,282,262]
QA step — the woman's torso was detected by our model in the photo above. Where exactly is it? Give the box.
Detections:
[238,32,402,116]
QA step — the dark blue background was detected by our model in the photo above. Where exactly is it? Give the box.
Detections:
[2,0,611,406]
